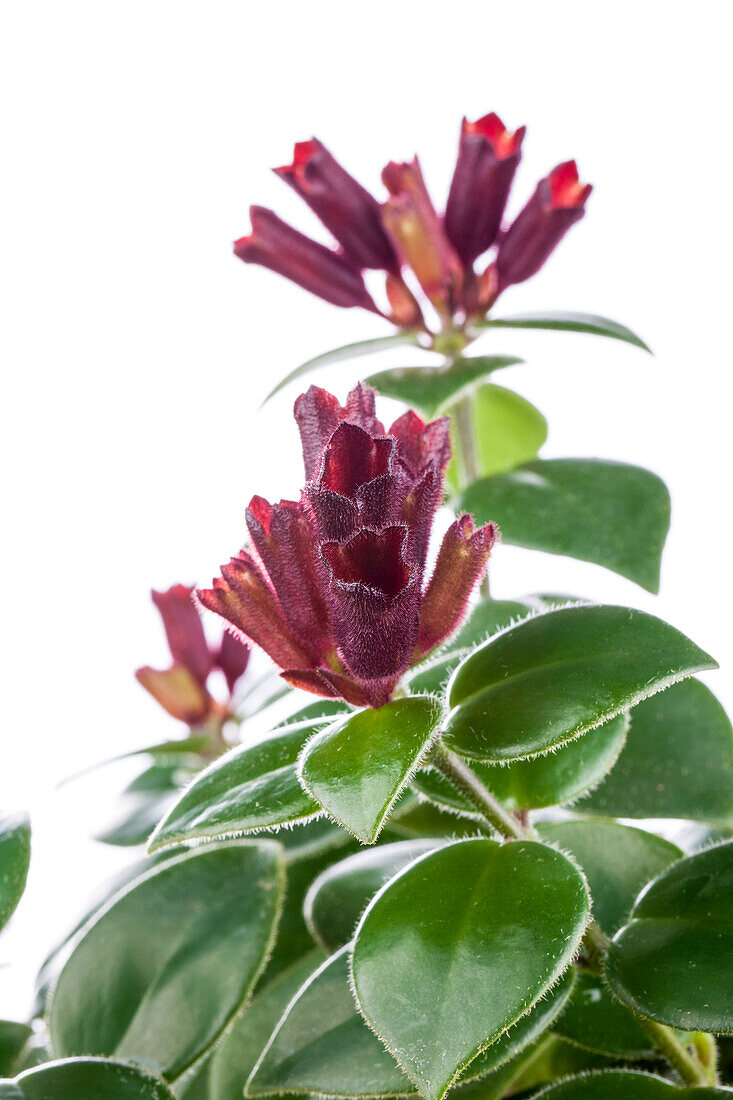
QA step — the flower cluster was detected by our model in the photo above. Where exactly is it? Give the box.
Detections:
[234,114,591,332]
[197,385,495,707]
[136,585,250,727]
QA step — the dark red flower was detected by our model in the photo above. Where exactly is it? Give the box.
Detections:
[445,112,525,267]
[274,139,399,273]
[236,117,590,333]
[197,386,495,707]
[495,161,592,291]
[234,207,378,311]
[136,584,250,726]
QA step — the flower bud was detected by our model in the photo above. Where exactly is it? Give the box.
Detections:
[445,112,525,266]
[496,161,592,290]
[234,206,378,310]
[275,139,399,272]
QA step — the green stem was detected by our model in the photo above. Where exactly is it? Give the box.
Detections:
[430,743,533,842]
[453,395,480,487]
[634,1015,717,1086]
[430,740,717,1087]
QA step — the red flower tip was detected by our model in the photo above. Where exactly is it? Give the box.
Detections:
[548,160,593,209]
[464,113,526,158]
[273,138,322,181]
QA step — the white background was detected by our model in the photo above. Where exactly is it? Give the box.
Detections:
[1,1,730,1019]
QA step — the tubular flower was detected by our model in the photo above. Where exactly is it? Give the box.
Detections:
[197,385,496,708]
[235,114,590,332]
[136,584,250,727]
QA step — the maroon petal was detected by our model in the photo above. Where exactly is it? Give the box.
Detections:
[415,515,496,659]
[320,422,393,497]
[389,410,451,478]
[322,527,421,680]
[281,667,374,708]
[275,138,399,272]
[246,495,333,658]
[135,664,211,726]
[496,161,592,291]
[197,551,320,672]
[234,206,378,310]
[151,584,214,687]
[445,113,525,266]
[294,383,385,481]
[216,630,251,694]
[399,466,445,572]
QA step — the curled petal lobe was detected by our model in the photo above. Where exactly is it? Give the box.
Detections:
[135,664,211,726]
[445,112,525,265]
[275,138,399,272]
[496,161,592,290]
[389,410,451,479]
[151,584,213,687]
[416,514,496,658]
[294,383,385,481]
[320,422,392,497]
[235,206,378,310]
[322,527,421,680]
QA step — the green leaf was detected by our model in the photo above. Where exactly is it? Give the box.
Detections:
[537,821,681,935]
[458,458,670,592]
[150,720,326,851]
[474,311,651,352]
[304,840,441,952]
[59,735,212,786]
[415,715,627,813]
[532,1069,731,1097]
[248,945,413,1097]
[0,1085,24,1098]
[263,332,421,405]
[49,841,285,1080]
[443,604,716,762]
[552,972,655,1059]
[384,798,482,842]
[606,839,733,1032]
[0,1023,32,1078]
[0,813,31,932]
[12,1059,178,1098]
[580,678,733,823]
[277,699,351,726]
[351,838,590,1100]
[210,951,325,1100]
[449,597,544,651]
[366,356,523,418]
[249,946,575,1099]
[471,384,548,478]
[298,697,443,844]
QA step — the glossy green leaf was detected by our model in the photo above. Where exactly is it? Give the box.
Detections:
[60,735,212,786]
[537,821,681,935]
[449,597,542,651]
[581,678,733,823]
[263,332,421,405]
[0,813,31,932]
[533,1069,730,1098]
[351,838,590,1100]
[264,836,356,981]
[298,697,443,843]
[304,840,441,952]
[49,841,285,1080]
[366,357,522,418]
[150,720,326,851]
[0,1024,31,1078]
[384,798,482,842]
[211,951,324,1100]
[278,699,351,726]
[415,714,627,812]
[248,945,413,1097]
[96,769,181,847]
[471,384,548,478]
[474,311,651,352]
[459,458,670,592]
[552,972,655,1059]
[607,840,733,1032]
[510,1036,615,1093]
[249,945,575,1099]
[443,604,716,762]
[13,1059,177,1098]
